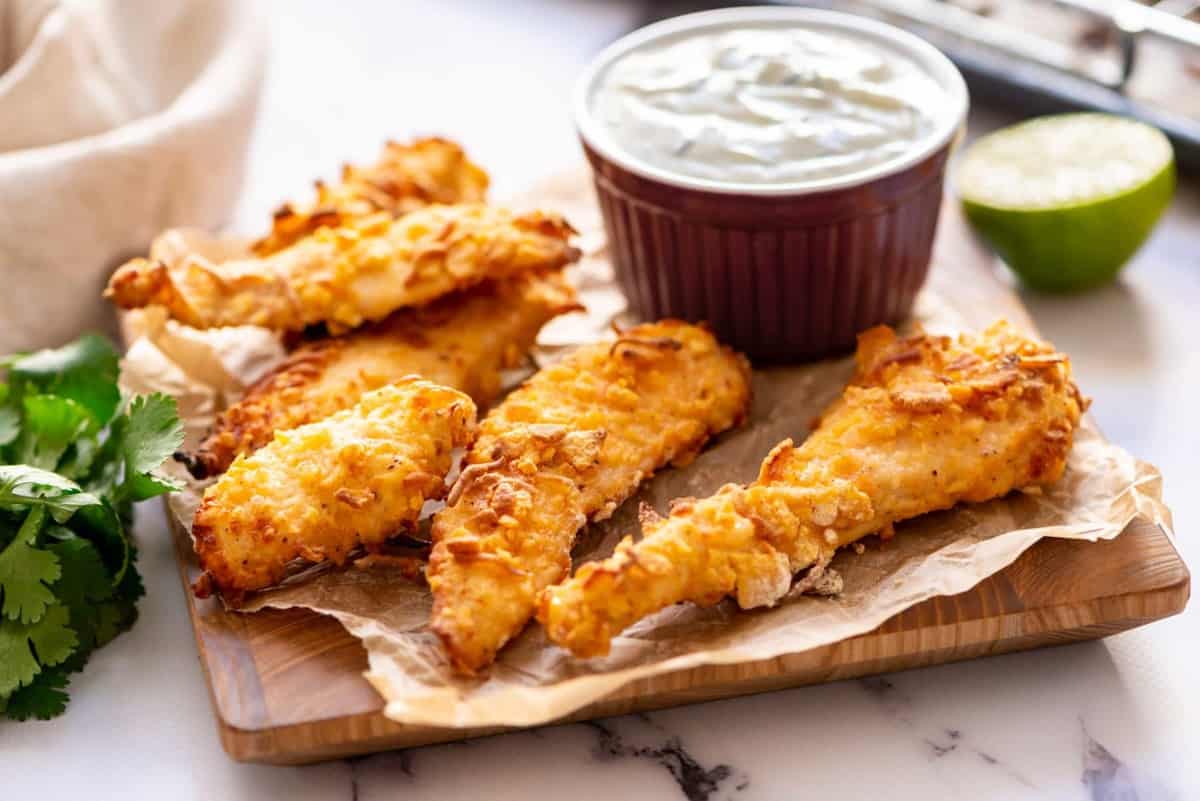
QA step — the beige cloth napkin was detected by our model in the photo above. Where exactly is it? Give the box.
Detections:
[0,0,266,353]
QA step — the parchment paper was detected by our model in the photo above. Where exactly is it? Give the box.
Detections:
[120,168,1174,729]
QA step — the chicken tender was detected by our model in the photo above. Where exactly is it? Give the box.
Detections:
[180,271,579,478]
[428,321,752,673]
[105,205,579,333]
[252,137,489,256]
[192,378,477,601]
[540,321,1087,658]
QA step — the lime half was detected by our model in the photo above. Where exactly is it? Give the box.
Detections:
[957,113,1175,292]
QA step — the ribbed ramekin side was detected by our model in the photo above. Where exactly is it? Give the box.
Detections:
[586,146,950,362]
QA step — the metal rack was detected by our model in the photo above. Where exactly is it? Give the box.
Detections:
[640,0,1200,169]
[841,0,1200,168]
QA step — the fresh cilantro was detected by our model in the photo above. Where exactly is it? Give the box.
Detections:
[0,464,102,522]
[117,394,185,501]
[123,394,185,476]
[0,464,90,495]
[10,335,121,426]
[81,414,126,500]
[0,334,182,721]
[0,604,76,697]
[0,540,60,624]
[0,384,18,449]
[94,597,136,648]
[3,668,69,721]
[0,409,18,448]
[45,534,113,656]
[57,434,100,483]
[17,395,91,470]
[71,502,130,586]
[0,508,60,623]
[122,471,184,502]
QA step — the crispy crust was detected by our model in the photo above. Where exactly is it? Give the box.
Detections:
[191,378,477,601]
[179,271,580,478]
[427,320,752,674]
[252,137,489,256]
[539,320,1087,658]
[105,205,580,332]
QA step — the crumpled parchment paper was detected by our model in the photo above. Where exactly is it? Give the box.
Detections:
[119,168,1174,729]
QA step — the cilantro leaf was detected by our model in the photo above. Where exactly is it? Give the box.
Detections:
[123,393,185,478]
[45,535,113,656]
[123,470,185,501]
[27,603,76,669]
[0,384,17,450]
[0,508,60,623]
[81,413,126,500]
[57,434,100,482]
[0,623,39,696]
[0,604,76,697]
[0,410,18,448]
[3,667,69,720]
[0,542,60,624]
[116,556,144,603]
[10,335,120,426]
[17,395,90,470]
[71,502,129,586]
[0,464,102,522]
[0,464,81,494]
[94,597,136,648]
[47,535,112,605]
[41,491,104,523]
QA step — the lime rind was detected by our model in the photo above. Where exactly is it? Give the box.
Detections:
[956,113,1175,292]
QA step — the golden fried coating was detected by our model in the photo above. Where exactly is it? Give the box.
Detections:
[105,205,579,333]
[428,321,752,673]
[180,271,579,478]
[192,378,477,601]
[539,321,1087,658]
[252,137,489,256]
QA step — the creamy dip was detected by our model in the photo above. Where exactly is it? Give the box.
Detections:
[591,25,949,186]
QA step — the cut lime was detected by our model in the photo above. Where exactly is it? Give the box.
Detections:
[957,113,1174,292]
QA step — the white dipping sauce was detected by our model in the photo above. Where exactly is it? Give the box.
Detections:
[591,25,948,186]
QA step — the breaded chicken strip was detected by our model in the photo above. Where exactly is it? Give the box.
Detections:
[179,271,579,478]
[252,137,489,256]
[428,321,752,673]
[105,205,579,333]
[192,378,476,601]
[540,321,1087,658]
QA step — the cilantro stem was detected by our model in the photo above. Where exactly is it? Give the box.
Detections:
[11,506,45,549]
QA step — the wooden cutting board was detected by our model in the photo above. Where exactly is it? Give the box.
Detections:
[161,202,1190,765]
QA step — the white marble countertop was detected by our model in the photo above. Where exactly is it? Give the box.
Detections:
[2,2,1195,799]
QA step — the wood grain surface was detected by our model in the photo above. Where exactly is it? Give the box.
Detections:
[162,203,1190,765]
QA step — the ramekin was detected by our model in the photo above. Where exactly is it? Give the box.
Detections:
[574,7,969,362]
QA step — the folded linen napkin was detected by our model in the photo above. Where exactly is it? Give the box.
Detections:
[0,0,266,352]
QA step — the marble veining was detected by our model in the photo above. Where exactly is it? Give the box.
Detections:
[335,704,1181,801]
[347,752,412,801]
[1080,722,1178,801]
[344,712,748,801]
[584,717,746,801]
[335,691,1190,801]
[1083,725,1138,801]
[858,676,1039,789]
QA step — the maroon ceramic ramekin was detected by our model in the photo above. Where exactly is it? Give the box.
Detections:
[574,8,969,363]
